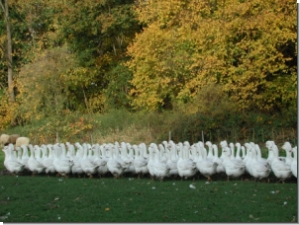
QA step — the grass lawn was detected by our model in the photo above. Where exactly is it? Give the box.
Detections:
[0,173,297,223]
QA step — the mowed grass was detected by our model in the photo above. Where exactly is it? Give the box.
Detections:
[0,174,297,223]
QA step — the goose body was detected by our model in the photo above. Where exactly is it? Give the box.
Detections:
[70,143,84,177]
[269,143,291,183]
[147,143,157,179]
[291,147,297,178]
[166,142,178,177]
[177,144,197,180]
[40,144,55,174]
[27,144,45,174]
[246,147,271,181]
[107,145,127,178]
[152,145,169,181]
[133,144,148,178]
[212,144,225,174]
[222,146,246,181]
[19,145,30,171]
[3,144,25,175]
[282,142,293,166]
[52,144,73,177]
[195,144,217,181]
[91,144,109,176]
[79,144,98,178]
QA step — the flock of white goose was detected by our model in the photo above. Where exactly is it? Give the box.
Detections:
[2,140,298,183]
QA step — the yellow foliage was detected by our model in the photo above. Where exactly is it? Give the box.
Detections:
[127,0,296,112]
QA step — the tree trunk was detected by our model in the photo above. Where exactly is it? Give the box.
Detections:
[1,0,16,125]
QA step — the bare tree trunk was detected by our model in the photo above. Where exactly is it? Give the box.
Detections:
[1,0,16,125]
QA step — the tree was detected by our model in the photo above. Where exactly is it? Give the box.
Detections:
[0,0,15,105]
[60,0,142,111]
[126,0,297,113]
[17,47,76,121]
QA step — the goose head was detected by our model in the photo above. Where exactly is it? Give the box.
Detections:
[205,141,212,147]
[265,140,275,150]
[282,142,292,152]
[183,141,190,147]
[220,140,228,149]
[222,146,230,155]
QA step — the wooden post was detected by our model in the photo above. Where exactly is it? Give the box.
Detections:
[56,132,59,143]
[90,133,93,144]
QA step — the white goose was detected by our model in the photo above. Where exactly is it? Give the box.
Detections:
[52,144,73,177]
[69,143,84,177]
[205,141,214,161]
[243,143,253,171]
[107,144,127,178]
[20,144,30,171]
[269,143,291,183]
[2,144,25,175]
[27,144,45,175]
[132,144,148,178]
[40,144,55,174]
[176,144,197,180]
[235,143,242,160]
[34,145,45,167]
[253,143,268,165]
[245,146,271,181]
[166,141,179,178]
[79,143,98,178]
[147,143,157,180]
[282,142,293,166]
[212,144,225,174]
[152,144,170,181]
[222,146,246,181]
[195,143,217,182]
[229,142,236,160]
[91,144,109,177]
[120,142,135,174]
[15,147,23,165]
[291,146,297,178]
[265,140,287,163]
[219,140,228,159]
[158,143,168,164]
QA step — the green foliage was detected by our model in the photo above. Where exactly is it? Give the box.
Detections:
[58,0,142,111]
[103,62,133,109]
[168,85,297,145]
[16,47,76,122]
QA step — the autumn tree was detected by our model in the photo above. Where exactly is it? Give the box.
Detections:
[0,0,62,127]
[126,0,297,113]
[217,0,297,112]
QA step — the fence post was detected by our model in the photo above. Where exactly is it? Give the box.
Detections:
[56,132,59,143]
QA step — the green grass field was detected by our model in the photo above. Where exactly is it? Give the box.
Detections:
[0,173,297,223]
